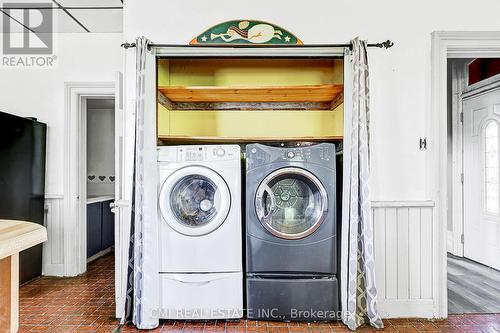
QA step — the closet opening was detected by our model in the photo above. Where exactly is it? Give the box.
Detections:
[154,54,345,321]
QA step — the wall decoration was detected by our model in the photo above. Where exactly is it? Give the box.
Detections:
[190,20,302,45]
[88,173,115,184]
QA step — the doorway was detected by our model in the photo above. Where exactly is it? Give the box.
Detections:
[63,81,117,277]
[63,79,128,318]
[85,98,116,262]
[447,58,500,314]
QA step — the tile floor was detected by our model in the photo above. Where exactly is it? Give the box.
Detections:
[18,254,500,333]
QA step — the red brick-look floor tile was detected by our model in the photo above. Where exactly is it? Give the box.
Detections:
[18,254,500,332]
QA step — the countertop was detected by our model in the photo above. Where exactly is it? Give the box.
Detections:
[0,220,47,260]
[87,195,114,204]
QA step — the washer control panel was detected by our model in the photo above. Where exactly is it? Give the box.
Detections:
[215,147,226,157]
[158,145,240,162]
[180,146,238,162]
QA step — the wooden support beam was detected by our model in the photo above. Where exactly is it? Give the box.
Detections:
[330,91,344,110]
[157,90,173,110]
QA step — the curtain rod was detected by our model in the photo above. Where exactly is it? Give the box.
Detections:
[120,40,394,50]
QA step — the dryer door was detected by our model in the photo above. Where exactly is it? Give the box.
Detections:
[159,166,231,236]
[255,167,328,240]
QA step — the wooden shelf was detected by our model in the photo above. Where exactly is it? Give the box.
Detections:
[158,135,343,145]
[158,84,343,103]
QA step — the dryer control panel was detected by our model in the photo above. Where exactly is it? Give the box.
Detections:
[158,145,240,162]
[246,143,336,169]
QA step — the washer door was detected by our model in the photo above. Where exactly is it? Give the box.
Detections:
[159,166,231,236]
[255,167,328,240]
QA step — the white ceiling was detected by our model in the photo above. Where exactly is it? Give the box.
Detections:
[0,0,123,33]
[67,8,122,32]
[56,0,122,6]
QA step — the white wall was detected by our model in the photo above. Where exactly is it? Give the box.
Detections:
[87,101,116,197]
[0,33,122,196]
[123,0,500,202]
[0,33,122,275]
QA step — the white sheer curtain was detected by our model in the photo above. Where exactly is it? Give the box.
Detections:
[122,36,159,330]
[341,38,383,330]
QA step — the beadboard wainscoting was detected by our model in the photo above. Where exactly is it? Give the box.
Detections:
[372,201,437,318]
[43,195,65,276]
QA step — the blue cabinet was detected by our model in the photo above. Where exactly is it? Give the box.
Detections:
[87,199,115,258]
[101,200,115,250]
[87,202,102,258]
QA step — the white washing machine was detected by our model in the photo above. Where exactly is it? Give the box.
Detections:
[157,145,242,319]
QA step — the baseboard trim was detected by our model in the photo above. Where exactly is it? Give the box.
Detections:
[447,231,454,254]
[42,264,65,277]
[87,247,113,264]
[378,299,438,319]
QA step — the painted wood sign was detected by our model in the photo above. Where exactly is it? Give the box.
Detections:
[190,20,303,45]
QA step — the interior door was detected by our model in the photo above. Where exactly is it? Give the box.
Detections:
[112,71,128,318]
[463,86,500,270]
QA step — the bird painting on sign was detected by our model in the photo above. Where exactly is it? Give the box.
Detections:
[210,21,283,43]
[190,20,302,45]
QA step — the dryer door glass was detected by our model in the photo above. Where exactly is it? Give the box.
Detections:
[170,175,218,227]
[255,167,328,240]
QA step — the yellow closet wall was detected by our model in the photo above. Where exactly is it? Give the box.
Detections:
[157,58,343,140]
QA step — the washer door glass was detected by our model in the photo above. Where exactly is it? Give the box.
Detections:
[170,175,218,227]
[255,167,328,239]
[159,166,231,236]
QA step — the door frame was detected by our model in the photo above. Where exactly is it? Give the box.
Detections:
[447,59,469,257]
[63,81,115,276]
[431,31,500,318]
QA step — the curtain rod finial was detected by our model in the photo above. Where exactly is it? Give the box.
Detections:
[121,42,136,49]
[379,40,394,49]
